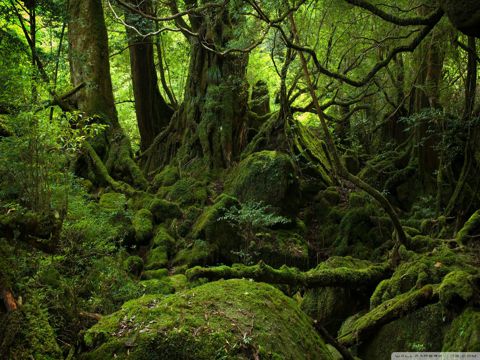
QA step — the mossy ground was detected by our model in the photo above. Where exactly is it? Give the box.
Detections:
[83,279,334,360]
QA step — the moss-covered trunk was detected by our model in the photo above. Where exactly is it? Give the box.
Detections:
[68,0,146,189]
[144,2,249,171]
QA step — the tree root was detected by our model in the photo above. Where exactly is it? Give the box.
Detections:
[337,285,438,347]
[186,261,391,288]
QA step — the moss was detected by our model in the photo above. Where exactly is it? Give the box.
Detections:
[132,209,153,245]
[168,274,188,292]
[145,247,167,270]
[370,245,478,308]
[152,226,175,248]
[334,205,392,260]
[443,307,480,351]
[301,257,374,334]
[338,285,438,347]
[123,256,144,277]
[158,178,208,206]
[359,304,448,359]
[190,194,239,261]
[141,268,169,280]
[225,151,300,215]
[456,209,480,246]
[438,270,477,309]
[82,279,333,360]
[151,165,179,189]
[99,192,127,211]
[147,198,182,222]
[348,191,368,207]
[253,228,309,269]
[138,278,175,295]
[172,240,213,268]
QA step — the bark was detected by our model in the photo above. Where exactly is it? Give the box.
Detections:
[68,0,147,189]
[1,288,18,312]
[144,1,249,170]
[125,0,173,152]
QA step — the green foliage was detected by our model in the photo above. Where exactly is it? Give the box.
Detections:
[219,201,289,265]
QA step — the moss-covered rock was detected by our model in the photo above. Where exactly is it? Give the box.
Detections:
[132,209,153,245]
[99,192,127,211]
[151,165,179,190]
[141,268,169,280]
[438,270,477,309]
[190,194,240,261]
[172,240,213,270]
[145,246,168,270]
[358,304,448,359]
[370,246,478,308]
[123,256,144,277]
[443,307,480,351]
[225,151,300,215]
[301,257,374,334]
[147,198,182,223]
[82,279,333,360]
[158,178,208,206]
[138,278,175,295]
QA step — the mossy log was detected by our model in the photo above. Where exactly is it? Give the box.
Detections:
[186,261,391,288]
[337,285,438,347]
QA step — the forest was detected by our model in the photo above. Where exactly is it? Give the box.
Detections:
[0,0,479,359]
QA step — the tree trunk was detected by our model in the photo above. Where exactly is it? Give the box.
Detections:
[125,0,173,152]
[143,1,249,171]
[68,0,147,189]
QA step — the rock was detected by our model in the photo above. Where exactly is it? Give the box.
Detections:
[82,279,333,359]
[225,150,300,215]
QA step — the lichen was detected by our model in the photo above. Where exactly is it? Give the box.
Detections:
[82,279,333,359]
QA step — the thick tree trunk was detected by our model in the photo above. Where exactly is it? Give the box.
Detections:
[143,2,249,171]
[68,0,147,189]
[125,0,173,152]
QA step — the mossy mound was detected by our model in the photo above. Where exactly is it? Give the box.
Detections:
[99,192,127,211]
[132,209,153,245]
[190,194,240,262]
[82,279,333,360]
[225,151,300,215]
[443,307,480,351]
[370,245,478,307]
[358,304,448,359]
[151,165,179,190]
[301,257,374,333]
[158,178,208,206]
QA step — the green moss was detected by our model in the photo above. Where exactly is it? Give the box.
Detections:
[147,198,182,222]
[443,307,480,351]
[132,209,153,245]
[99,192,127,211]
[152,165,179,189]
[139,278,175,295]
[190,194,239,260]
[172,240,212,268]
[152,226,175,248]
[82,279,333,360]
[438,271,476,309]
[370,245,478,308]
[456,209,480,246]
[158,178,208,206]
[359,304,448,359]
[145,246,168,270]
[141,268,169,280]
[123,256,144,276]
[168,274,188,292]
[225,151,299,215]
[301,257,374,333]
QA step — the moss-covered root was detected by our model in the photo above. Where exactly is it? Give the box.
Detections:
[186,261,391,288]
[456,209,480,246]
[337,285,438,347]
